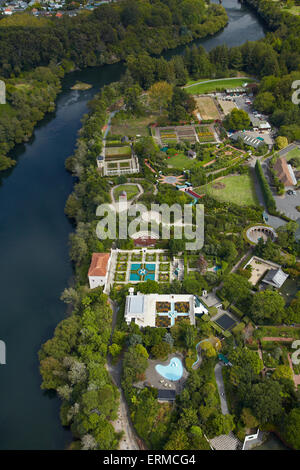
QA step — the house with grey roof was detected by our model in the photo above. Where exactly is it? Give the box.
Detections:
[262,268,289,289]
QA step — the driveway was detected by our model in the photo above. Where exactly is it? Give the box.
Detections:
[273,191,300,221]
[106,300,141,450]
[214,363,229,415]
[250,163,286,229]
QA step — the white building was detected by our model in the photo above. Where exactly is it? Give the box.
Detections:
[88,252,111,289]
[124,289,208,328]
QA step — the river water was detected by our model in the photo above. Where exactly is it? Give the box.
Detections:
[0,0,266,450]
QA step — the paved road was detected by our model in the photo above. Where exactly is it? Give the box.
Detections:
[214,363,229,415]
[106,300,141,450]
[183,77,253,89]
[250,160,287,229]
[276,142,300,157]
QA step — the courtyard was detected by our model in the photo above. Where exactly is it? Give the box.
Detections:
[244,256,282,286]
[135,353,188,395]
[109,249,183,289]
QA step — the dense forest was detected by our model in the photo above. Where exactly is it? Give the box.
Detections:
[0,63,71,170]
[0,0,227,75]
[0,0,227,171]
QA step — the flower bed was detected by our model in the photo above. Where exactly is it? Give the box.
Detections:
[114,272,126,282]
[131,252,142,261]
[116,262,127,272]
[159,273,170,282]
[175,301,190,313]
[159,263,170,272]
[145,253,156,262]
[156,301,171,313]
[155,315,171,327]
[159,253,171,262]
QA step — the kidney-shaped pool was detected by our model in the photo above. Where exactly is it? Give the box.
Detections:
[155,357,183,381]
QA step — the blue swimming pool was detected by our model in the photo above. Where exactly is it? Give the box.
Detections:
[155,357,183,381]
[213,265,221,272]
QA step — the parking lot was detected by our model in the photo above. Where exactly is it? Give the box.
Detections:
[234,95,275,147]
[273,190,300,220]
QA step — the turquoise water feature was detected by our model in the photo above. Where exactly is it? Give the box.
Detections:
[129,263,156,281]
[155,357,183,381]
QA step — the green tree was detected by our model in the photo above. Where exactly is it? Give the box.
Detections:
[283,408,300,450]
[251,290,285,324]
[224,108,251,131]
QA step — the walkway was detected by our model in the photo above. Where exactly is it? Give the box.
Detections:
[230,248,253,273]
[262,337,294,342]
[110,182,143,208]
[183,77,253,89]
[288,354,300,388]
[214,363,229,415]
[106,300,141,450]
[250,161,286,230]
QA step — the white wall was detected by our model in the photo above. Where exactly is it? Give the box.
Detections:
[89,275,106,289]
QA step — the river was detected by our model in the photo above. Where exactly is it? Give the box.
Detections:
[0,0,266,450]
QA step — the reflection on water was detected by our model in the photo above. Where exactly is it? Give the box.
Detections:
[255,434,289,450]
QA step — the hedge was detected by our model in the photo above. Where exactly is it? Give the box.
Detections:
[229,304,245,320]
[255,160,276,213]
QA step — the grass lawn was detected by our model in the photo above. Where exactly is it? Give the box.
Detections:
[284,147,300,170]
[110,115,155,137]
[184,78,255,94]
[167,152,200,170]
[105,146,131,157]
[282,5,300,15]
[113,184,140,201]
[195,173,259,206]
[194,96,220,120]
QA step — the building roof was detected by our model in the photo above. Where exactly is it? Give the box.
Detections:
[230,132,263,149]
[88,253,110,277]
[126,295,145,315]
[262,268,289,288]
[274,157,297,186]
[134,237,157,247]
[157,389,176,401]
[259,121,271,129]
